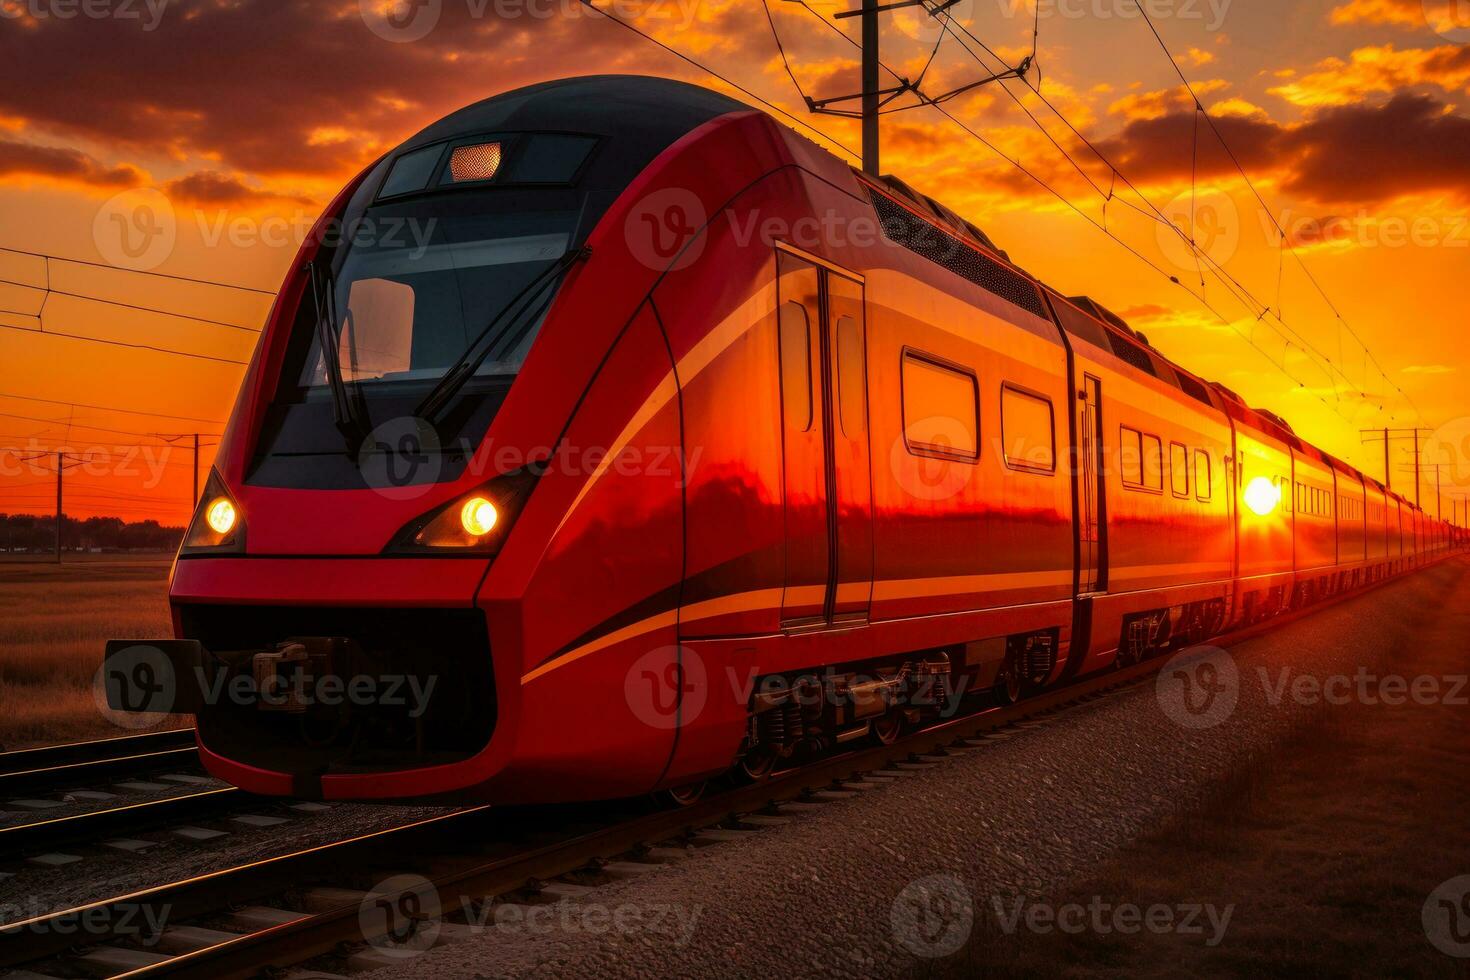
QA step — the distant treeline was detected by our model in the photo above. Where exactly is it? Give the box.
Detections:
[0,514,185,553]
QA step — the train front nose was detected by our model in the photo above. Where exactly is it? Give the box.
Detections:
[168,554,504,799]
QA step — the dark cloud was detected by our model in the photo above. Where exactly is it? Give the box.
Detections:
[0,0,716,178]
[163,169,311,206]
[1092,93,1470,205]
[0,137,143,186]
[1283,93,1470,203]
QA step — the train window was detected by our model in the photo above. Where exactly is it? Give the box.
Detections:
[1195,450,1212,500]
[901,351,979,462]
[1170,442,1189,498]
[340,278,415,380]
[778,302,813,433]
[1142,434,1164,492]
[836,315,866,437]
[1119,427,1143,487]
[1000,384,1055,474]
[505,135,599,184]
[378,144,445,199]
[1120,427,1163,492]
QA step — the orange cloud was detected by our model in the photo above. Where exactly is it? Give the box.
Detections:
[1176,47,1217,68]
[1108,80,1231,121]
[1269,44,1470,108]
[1329,0,1461,31]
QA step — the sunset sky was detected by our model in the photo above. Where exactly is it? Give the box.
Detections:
[1,0,1468,525]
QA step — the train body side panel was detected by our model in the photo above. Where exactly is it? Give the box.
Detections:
[1291,448,1338,593]
[1230,420,1295,624]
[864,272,1074,624]
[464,304,688,801]
[1364,480,1388,570]
[1062,334,1233,674]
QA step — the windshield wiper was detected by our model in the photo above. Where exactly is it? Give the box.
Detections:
[306,259,368,454]
[415,245,590,426]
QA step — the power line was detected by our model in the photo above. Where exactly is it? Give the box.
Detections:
[0,410,223,442]
[1127,0,1430,429]
[777,1,1354,419]
[578,0,861,160]
[0,319,249,365]
[919,5,1373,416]
[0,391,225,425]
[0,244,277,295]
[0,275,264,333]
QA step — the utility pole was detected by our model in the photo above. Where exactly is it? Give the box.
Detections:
[1361,427,1432,494]
[192,432,200,505]
[816,0,1030,177]
[860,0,879,176]
[1413,429,1422,508]
[54,450,62,564]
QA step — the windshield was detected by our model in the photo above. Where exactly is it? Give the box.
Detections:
[297,209,576,393]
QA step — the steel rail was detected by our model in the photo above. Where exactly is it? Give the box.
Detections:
[0,729,196,776]
[0,787,244,857]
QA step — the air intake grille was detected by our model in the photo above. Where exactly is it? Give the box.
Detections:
[1106,331,1157,376]
[872,193,1047,319]
[1176,373,1214,406]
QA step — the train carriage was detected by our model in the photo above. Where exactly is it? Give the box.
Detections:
[101,76,1462,803]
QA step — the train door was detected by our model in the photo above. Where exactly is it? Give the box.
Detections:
[776,248,873,629]
[1077,374,1106,595]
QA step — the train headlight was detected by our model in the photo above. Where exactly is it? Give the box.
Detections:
[1244,476,1281,516]
[205,498,237,536]
[385,465,542,554]
[181,470,245,555]
[459,496,499,537]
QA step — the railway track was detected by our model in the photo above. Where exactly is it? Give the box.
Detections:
[1,655,1168,978]
[0,729,201,797]
[0,730,253,862]
[0,575,1414,978]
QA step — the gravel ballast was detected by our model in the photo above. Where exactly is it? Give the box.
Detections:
[353,559,1465,979]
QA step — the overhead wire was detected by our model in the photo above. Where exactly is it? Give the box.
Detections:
[1128,0,1430,427]
[773,1,1351,416]
[0,392,225,425]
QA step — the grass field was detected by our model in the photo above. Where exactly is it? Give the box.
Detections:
[0,557,188,749]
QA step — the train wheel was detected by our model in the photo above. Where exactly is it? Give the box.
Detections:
[733,748,778,783]
[660,780,707,807]
[870,711,903,746]
[995,653,1024,705]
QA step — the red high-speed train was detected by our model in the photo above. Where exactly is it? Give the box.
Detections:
[109,76,1463,804]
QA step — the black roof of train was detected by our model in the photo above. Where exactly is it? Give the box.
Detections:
[398,74,746,187]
